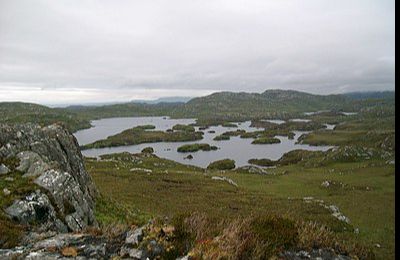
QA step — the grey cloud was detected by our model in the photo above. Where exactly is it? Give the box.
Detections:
[0,0,395,104]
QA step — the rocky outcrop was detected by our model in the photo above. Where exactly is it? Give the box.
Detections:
[0,223,175,260]
[0,123,98,233]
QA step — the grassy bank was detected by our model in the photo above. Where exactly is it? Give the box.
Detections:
[86,148,394,259]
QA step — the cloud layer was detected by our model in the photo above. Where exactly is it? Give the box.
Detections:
[0,0,395,104]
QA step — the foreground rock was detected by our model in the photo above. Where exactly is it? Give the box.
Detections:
[0,123,98,233]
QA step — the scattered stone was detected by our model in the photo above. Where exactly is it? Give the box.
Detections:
[0,163,10,174]
[125,227,144,245]
[211,176,238,187]
[302,197,351,224]
[147,239,164,258]
[236,165,269,175]
[130,168,152,173]
[321,180,331,187]
[281,248,351,260]
[4,177,14,182]
[33,233,86,250]
[3,188,10,196]
[128,248,147,259]
[184,154,194,160]
[83,243,107,258]
[303,196,314,201]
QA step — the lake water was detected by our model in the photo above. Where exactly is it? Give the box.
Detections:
[74,117,332,168]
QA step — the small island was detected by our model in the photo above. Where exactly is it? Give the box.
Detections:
[207,159,236,170]
[251,137,281,144]
[172,124,195,132]
[177,143,218,153]
[81,125,204,149]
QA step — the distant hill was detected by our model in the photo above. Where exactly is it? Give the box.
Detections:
[130,96,193,104]
[65,89,354,120]
[0,102,91,132]
[1,89,394,131]
[344,91,395,100]
[66,101,182,119]
[172,89,352,120]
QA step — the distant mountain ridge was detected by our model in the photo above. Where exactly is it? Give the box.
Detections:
[0,89,395,131]
[343,91,395,100]
[130,96,193,104]
[172,89,351,119]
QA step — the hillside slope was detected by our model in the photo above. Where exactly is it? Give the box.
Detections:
[0,102,91,132]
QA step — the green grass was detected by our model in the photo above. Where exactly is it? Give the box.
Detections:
[86,150,394,259]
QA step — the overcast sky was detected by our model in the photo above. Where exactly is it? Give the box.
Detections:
[0,0,395,105]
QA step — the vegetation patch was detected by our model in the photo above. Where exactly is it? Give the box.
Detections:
[207,159,236,170]
[141,147,154,154]
[221,122,238,128]
[213,135,230,141]
[252,137,281,144]
[172,124,195,132]
[0,160,38,248]
[177,143,218,153]
[248,158,276,167]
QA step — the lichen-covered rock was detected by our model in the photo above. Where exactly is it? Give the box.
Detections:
[5,190,67,232]
[280,248,351,259]
[16,151,50,177]
[0,123,98,232]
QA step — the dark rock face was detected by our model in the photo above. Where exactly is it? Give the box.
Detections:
[0,123,98,232]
